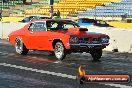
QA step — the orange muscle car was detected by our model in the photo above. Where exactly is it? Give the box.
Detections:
[8,19,110,60]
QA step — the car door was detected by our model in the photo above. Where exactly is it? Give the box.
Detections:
[26,21,49,50]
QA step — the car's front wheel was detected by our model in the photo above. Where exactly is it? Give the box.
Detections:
[90,49,102,61]
[15,38,29,55]
[54,42,66,60]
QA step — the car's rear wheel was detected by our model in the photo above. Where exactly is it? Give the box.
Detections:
[90,49,102,61]
[54,42,66,60]
[15,38,29,55]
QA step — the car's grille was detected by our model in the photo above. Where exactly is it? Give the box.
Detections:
[92,38,101,44]
[79,38,90,43]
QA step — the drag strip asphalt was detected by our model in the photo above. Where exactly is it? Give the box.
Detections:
[0,39,132,88]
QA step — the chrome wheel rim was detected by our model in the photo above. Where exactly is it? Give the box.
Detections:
[54,43,64,59]
[15,39,23,53]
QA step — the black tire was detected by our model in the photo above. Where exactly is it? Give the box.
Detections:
[54,42,66,60]
[15,38,29,55]
[90,49,102,61]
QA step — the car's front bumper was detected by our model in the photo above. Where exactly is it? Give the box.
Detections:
[69,43,109,50]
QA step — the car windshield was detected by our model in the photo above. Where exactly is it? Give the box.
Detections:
[81,18,96,23]
[46,20,80,30]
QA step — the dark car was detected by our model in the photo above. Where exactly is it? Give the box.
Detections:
[95,20,113,27]
[19,16,50,23]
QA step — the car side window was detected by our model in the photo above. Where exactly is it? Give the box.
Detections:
[29,23,35,31]
[29,22,46,31]
[63,24,75,29]
[82,19,95,23]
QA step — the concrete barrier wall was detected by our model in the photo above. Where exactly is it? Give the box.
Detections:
[0,22,132,53]
[0,22,27,39]
[0,22,2,38]
[88,27,132,53]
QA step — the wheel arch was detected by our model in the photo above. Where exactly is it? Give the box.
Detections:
[15,37,28,49]
[52,39,64,49]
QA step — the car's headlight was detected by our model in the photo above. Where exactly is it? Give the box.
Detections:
[101,37,109,43]
[70,37,79,43]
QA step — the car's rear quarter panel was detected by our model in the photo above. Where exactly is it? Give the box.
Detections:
[8,31,20,45]
[8,28,26,45]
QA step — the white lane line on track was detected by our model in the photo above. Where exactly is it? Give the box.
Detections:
[104,84,132,88]
[0,53,131,88]
[0,41,9,45]
[0,63,132,88]
[0,52,9,55]
[1,52,9,55]
[0,63,76,79]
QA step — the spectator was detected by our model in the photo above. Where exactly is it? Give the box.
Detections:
[3,0,8,3]
[23,0,26,4]
[53,13,57,16]
[57,10,60,16]
[52,13,61,19]
[49,9,54,18]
